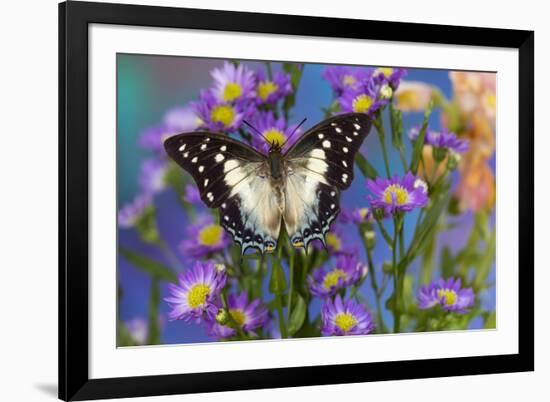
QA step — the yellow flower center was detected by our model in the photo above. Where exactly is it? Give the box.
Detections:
[383,184,409,205]
[437,289,457,306]
[187,284,211,308]
[229,309,246,327]
[358,208,369,220]
[326,232,342,251]
[264,129,286,147]
[258,81,278,100]
[334,313,357,333]
[377,67,394,78]
[323,269,348,290]
[222,82,243,102]
[210,105,236,128]
[198,224,223,246]
[352,94,374,113]
[342,75,356,87]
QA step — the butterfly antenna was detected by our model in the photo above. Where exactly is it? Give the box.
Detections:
[243,120,271,145]
[281,117,307,149]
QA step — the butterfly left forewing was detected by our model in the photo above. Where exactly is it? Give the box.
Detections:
[283,113,372,249]
[164,132,281,254]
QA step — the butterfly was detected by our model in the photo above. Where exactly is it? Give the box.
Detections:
[164,112,372,254]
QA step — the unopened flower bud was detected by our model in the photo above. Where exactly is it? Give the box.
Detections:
[214,263,226,273]
[215,308,230,325]
[380,84,393,100]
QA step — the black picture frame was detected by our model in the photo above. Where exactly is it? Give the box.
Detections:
[59,1,534,400]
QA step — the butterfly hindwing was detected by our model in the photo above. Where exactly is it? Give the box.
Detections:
[283,113,372,249]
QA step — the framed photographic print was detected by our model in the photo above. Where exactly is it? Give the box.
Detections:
[59,1,534,400]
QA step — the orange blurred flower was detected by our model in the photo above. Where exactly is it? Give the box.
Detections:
[455,158,495,212]
[393,81,433,112]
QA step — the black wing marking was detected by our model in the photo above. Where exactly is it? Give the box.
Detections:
[285,113,372,190]
[164,132,265,208]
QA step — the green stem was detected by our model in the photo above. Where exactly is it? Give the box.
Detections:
[375,121,391,178]
[221,291,247,339]
[275,296,287,338]
[375,219,393,246]
[392,216,401,333]
[286,253,295,324]
[363,233,388,332]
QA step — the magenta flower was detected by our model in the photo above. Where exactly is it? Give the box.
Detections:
[418,277,475,314]
[321,295,375,336]
[183,184,202,205]
[179,214,230,258]
[367,172,429,215]
[210,61,256,104]
[308,254,364,298]
[205,292,269,339]
[338,84,387,117]
[164,261,227,322]
[255,69,292,105]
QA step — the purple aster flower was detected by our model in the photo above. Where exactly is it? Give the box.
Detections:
[339,207,373,224]
[322,66,372,95]
[248,111,298,153]
[138,158,168,194]
[192,89,253,132]
[118,193,153,228]
[409,126,469,154]
[374,67,407,89]
[205,292,269,339]
[139,105,201,155]
[255,69,292,105]
[165,261,227,322]
[338,85,387,117]
[210,61,256,103]
[179,214,230,258]
[367,172,429,215]
[321,295,375,336]
[418,277,475,314]
[308,254,364,298]
[183,184,202,205]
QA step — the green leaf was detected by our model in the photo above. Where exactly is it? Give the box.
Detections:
[287,293,307,335]
[119,247,177,283]
[269,258,287,295]
[441,247,455,278]
[484,311,496,329]
[355,153,379,180]
[409,101,433,173]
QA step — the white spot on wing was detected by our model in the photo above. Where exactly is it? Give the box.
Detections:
[331,204,335,209]
[335,127,342,133]
[354,123,361,130]
[318,133,324,139]
[220,145,227,151]
[200,144,207,150]
[204,179,209,187]
[322,140,331,149]
[191,156,198,163]
[198,165,204,173]
[331,123,337,127]
[183,152,189,158]
[343,147,349,153]
[215,154,225,162]
[345,136,352,142]
[207,192,214,202]
[353,131,359,136]
[330,191,336,197]
[342,160,348,167]
[342,173,348,183]
[179,144,186,151]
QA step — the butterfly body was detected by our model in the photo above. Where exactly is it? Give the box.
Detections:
[164,113,372,254]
